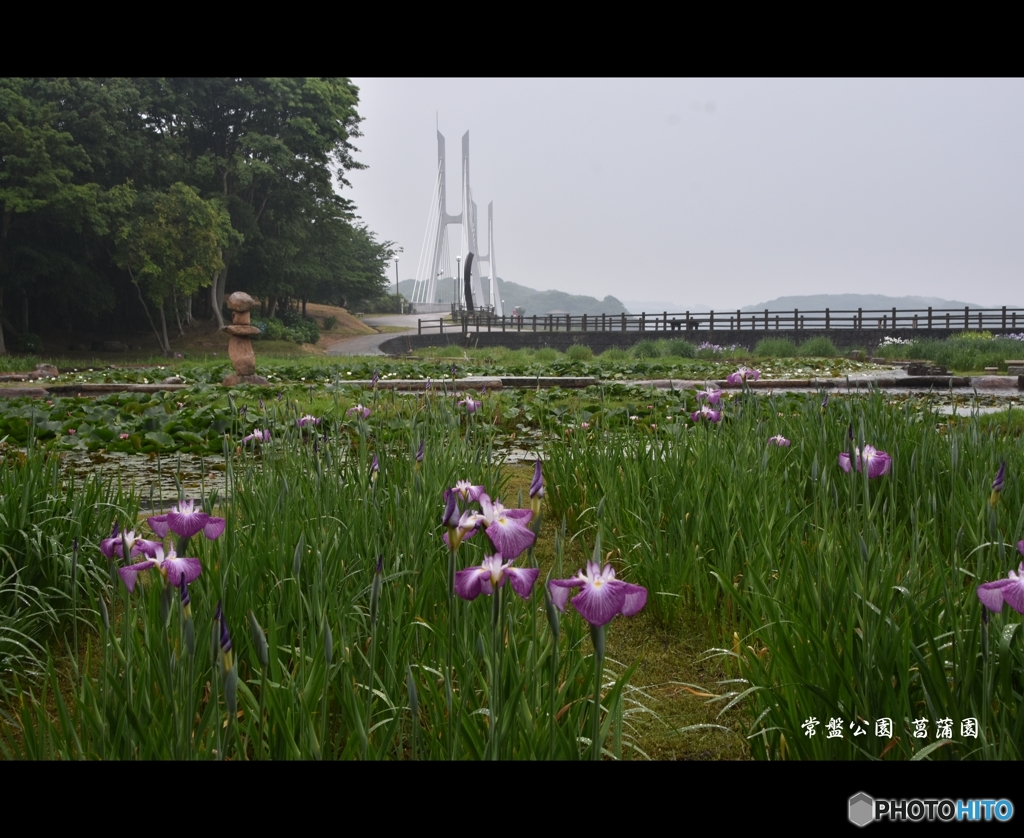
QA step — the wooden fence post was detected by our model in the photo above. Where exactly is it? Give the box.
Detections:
[927,306,933,329]
[710,311,715,332]
[825,308,830,330]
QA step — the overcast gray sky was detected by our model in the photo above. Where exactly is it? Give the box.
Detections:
[345,78,1024,310]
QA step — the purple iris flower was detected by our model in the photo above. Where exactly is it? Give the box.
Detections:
[371,370,379,387]
[241,428,271,444]
[148,499,226,540]
[347,404,371,419]
[548,561,648,627]
[821,393,829,413]
[464,494,535,560]
[690,404,722,423]
[977,562,1024,615]
[215,601,234,673]
[990,460,1006,507]
[298,414,321,428]
[530,460,545,500]
[100,526,161,560]
[838,445,891,478]
[696,387,721,405]
[458,398,481,413]
[371,454,379,482]
[768,435,791,447]
[451,480,486,502]
[441,489,481,551]
[415,440,425,463]
[455,553,539,602]
[726,367,760,385]
[118,544,202,593]
[530,460,545,520]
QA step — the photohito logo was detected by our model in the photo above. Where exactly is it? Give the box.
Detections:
[848,792,1013,826]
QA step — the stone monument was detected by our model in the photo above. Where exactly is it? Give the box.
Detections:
[222,292,269,386]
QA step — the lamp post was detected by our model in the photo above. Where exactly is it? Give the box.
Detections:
[455,255,461,311]
[394,257,400,313]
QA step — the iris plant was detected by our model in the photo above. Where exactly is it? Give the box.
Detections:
[977,562,1024,615]
[100,523,160,559]
[454,553,539,601]
[241,428,271,444]
[838,446,891,478]
[768,435,791,447]
[459,398,481,413]
[548,561,648,627]
[530,460,545,518]
[149,499,226,540]
[727,367,760,385]
[347,404,371,419]
[465,495,535,560]
[691,404,722,423]
[990,460,1006,507]
[696,387,722,405]
[118,545,202,593]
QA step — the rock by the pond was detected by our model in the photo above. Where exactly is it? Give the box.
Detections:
[224,324,261,337]
[226,292,256,312]
[34,363,59,378]
[227,336,256,375]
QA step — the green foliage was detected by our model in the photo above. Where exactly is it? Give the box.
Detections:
[533,348,559,363]
[632,340,662,359]
[876,335,1024,372]
[251,314,319,345]
[12,332,43,353]
[566,344,594,362]
[664,339,696,358]
[599,348,630,362]
[796,336,839,357]
[754,337,797,357]
[545,390,1024,759]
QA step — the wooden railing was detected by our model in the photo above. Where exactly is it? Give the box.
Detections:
[417,307,1024,336]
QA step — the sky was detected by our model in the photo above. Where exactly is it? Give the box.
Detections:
[344,78,1024,310]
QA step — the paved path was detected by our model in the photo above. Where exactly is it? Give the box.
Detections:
[325,314,420,356]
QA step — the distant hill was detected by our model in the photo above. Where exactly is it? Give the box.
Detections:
[397,278,628,316]
[741,294,986,313]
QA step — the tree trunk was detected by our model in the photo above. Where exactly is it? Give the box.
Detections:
[302,297,307,318]
[129,269,168,355]
[158,302,172,356]
[209,248,231,329]
[0,286,6,356]
[173,286,185,336]
[267,296,277,320]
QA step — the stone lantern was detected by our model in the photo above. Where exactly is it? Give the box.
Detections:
[222,292,269,386]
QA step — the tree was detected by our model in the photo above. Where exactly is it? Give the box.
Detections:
[137,78,366,326]
[0,79,104,353]
[113,182,236,355]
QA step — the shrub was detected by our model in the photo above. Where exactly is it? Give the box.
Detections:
[754,337,797,357]
[599,347,630,362]
[566,344,594,362]
[632,340,662,359]
[797,336,839,357]
[534,348,559,363]
[12,332,43,353]
[664,339,696,358]
[323,316,338,331]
